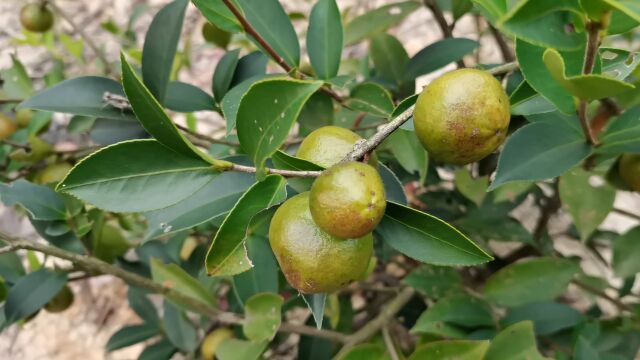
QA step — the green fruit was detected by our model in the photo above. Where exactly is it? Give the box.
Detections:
[20,3,54,33]
[269,192,373,293]
[310,161,386,238]
[0,114,17,140]
[413,68,510,165]
[15,109,32,128]
[297,126,376,168]
[202,22,231,49]
[38,163,73,184]
[44,285,74,313]
[201,328,234,360]
[619,153,640,192]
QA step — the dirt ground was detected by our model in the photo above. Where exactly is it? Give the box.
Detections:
[0,0,638,359]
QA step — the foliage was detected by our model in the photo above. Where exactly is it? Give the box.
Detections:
[1,0,639,359]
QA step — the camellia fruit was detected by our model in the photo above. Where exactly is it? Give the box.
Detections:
[269,192,373,293]
[619,153,640,192]
[202,22,231,49]
[201,328,234,360]
[297,126,376,168]
[310,161,386,238]
[0,114,17,140]
[44,285,74,313]
[20,3,54,33]
[16,109,33,128]
[413,68,510,165]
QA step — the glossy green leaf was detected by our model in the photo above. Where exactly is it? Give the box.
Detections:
[192,0,242,33]
[141,0,188,102]
[0,55,33,99]
[106,324,160,352]
[4,269,67,323]
[409,340,490,360]
[396,94,418,130]
[412,294,494,337]
[57,140,217,212]
[235,0,300,68]
[384,129,427,182]
[454,170,488,206]
[484,257,580,307]
[405,38,479,79]
[516,39,581,114]
[544,49,635,101]
[489,120,592,190]
[597,106,640,154]
[144,170,255,239]
[217,339,268,360]
[344,1,421,45]
[302,293,327,329]
[206,175,287,276]
[603,0,640,22]
[376,201,493,266]
[345,82,394,117]
[138,339,177,360]
[559,167,616,240]
[18,76,134,121]
[165,81,216,112]
[456,204,534,245]
[121,54,214,163]
[613,226,640,278]
[236,78,322,175]
[307,0,343,79]
[484,321,547,360]
[150,258,216,311]
[221,74,276,136]
[164,301,198,351]
[213,49,240,103]
[0,180,66,220]
[0,250,25,284]
[298,92,334,136]
[243,292,283,341]
[502,302,584,336]
[370,33,410,89]
[403,265,462,299]
[233,235,279,305]
[379,164,408,205]
[342,344,390,360]
[128,287,161,327]
[230,52,269,88]
[574,336,599,360]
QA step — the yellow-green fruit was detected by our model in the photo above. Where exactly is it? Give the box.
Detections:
[413,68,510,165]
[20,3,54,33]
[310,162,386,238]
[202,22,231,49]
[297,126,377,168]
[39,163,73,184]
[619,154,640,192]
[201,328,234,360]
[269,192,373,293]
[16,109,32,128]
[44,285,74,313]
[0,114,17,140]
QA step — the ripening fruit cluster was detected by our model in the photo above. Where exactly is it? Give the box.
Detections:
[269,126,385,294]
[269,69,512,294]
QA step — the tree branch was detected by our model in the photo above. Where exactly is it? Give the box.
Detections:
[578,20,603,146]
[227,163,322,178]
[382,326,401,360]
[489,25,515,62]
[0,231,348,343]
[571,279,633,313]
[423,0,465,68]
[335,287,415,359]
[47,1,113,75]
[613,207,640,221]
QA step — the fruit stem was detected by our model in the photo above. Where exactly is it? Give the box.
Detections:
[577,17,606,147]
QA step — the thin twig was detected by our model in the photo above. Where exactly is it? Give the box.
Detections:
[0,245,17,255]
[382,326,401,360]
[228,163,322,178]
[572,279,633,313]
[423,0,465,68]
[487,61,519,75]
[613,207,640,221]
[0,139,30,150]
[174,123,240,147]
[0,231,349,343]
[578,21,602,146]
[335,287,415,359]
[489,25,515,62]
[47,1,113,75]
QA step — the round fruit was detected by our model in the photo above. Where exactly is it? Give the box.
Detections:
[619,153,640,192]
[202,22,231,49]
[201,328,234,360]
[44,285,74,313]
[16,109,32,128]
[39,163,73,184]
[269,192,373,293]
[0,114,17,140]
[310,161,386,238]
[20,3,54,33]
[297,126,376,168]
[413,68,510,165]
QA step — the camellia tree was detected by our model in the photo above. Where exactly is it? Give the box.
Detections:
[1,0,640,359]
